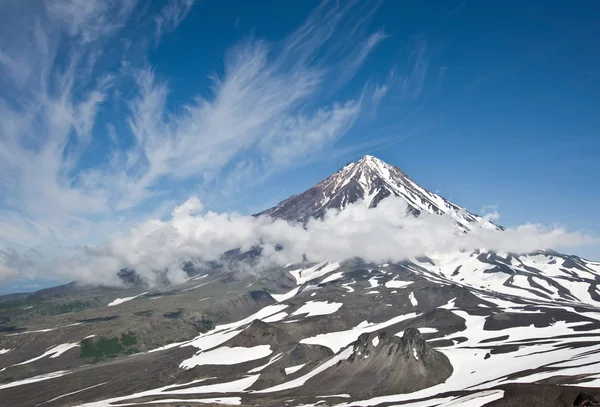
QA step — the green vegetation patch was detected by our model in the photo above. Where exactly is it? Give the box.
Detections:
[120,331,138,346]
[80,331,138,362]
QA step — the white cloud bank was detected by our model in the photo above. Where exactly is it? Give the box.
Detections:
[38,196,597,286]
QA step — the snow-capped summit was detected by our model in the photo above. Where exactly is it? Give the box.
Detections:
[258,154,498,230]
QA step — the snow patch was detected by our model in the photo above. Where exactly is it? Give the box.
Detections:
[180,345,272,369]
[188,274,208,281]
[14,342,80,366]
[0,370,71,391]
[107,292,147,307]
[262,312,289,323]
[248,353,283,373]
[183,282,210,292]
[214,304,288,332]
[130,397,242,405]
[321,271,344,284]
[75,376,258,407]
[368,277,380,288]
[284,363,306,375]
[341,280,356,292]
[149,341,188,353]
[270,287,300,302]
[439,297,456,309]
[44,383,108,404]
[291,301,343,318]
[6,328,55,335]
[385,280,412,289]
[395,327,438,337]
[440,389,505,406]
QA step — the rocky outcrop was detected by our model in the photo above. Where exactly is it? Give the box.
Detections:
[307,328,453,398]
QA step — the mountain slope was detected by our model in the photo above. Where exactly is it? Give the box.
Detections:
[4,258,600,406]
[258,155,499,231]
[2,155,600,407]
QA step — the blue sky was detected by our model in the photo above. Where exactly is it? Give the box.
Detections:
[0,0,598,293]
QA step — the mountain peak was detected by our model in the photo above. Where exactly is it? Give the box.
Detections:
[347,154,398,173]
[258,155,497,230]
[357,154,379,163]
[357,154,386,164]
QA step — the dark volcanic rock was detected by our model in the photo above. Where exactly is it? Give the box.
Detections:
[226,320,296,347]
[117,268,143,286]
[308,328,453,398]
[574,392,600,406]
[208,290,277,324]
[483,383,600,407]
[251,342,335,390]
[249,290,273,303]
[283,342,334,364]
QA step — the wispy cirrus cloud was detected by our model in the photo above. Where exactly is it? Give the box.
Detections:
[45,0,139,43]
[0,0,398,284]
[368,40,429,109]
[154,0,196,42]
[399,41,429,99]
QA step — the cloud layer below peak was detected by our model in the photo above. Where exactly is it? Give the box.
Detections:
[39,196,598,286]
